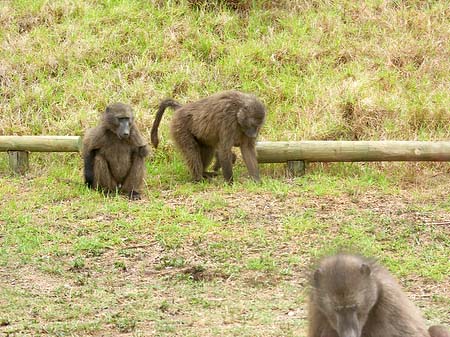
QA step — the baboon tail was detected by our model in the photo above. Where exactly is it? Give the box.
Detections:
[83,150,96,188]
[151,99,182,148]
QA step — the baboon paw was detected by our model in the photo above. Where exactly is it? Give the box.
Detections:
[203,171,218,179]
[128,191,141,200]
[138,145,149,157]
[224,178,234,185]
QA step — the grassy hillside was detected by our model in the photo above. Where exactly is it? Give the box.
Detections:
[0,1,449,336]
[1,0,449,140]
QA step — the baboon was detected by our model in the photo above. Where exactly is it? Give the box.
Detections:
[83,103,149,200]
[308,253,449,337]
[151,90,266,183]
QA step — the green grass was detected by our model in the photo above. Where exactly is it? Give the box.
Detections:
[0,154,449,336]
[1,0,450,336]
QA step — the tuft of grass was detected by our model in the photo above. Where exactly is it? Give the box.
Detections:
[1,1,449,142]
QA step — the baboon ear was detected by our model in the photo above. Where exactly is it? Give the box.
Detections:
[360,263,371,277]
[313,268,322,286]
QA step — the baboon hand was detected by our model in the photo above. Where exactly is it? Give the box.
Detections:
[138,145,149,157]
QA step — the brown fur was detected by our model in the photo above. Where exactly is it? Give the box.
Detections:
[83,103,149,200]
[308,253,442,337]
[150,90,266,183]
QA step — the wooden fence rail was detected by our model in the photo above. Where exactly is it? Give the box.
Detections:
[256,141,450,163]
[0,136,81,152]
[1,136,449,174]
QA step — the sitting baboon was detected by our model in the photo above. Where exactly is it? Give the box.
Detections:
[308,253,449,337]
[150,90,266,183]
[83,103,149,200]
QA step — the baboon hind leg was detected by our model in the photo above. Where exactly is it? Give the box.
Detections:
[217,147,235,184]
[93,155,118,193]
[212,153,221,172]
[213,151,237,172]
[200,145,217,178]
[173,131,204,181]
[121,154,145,200]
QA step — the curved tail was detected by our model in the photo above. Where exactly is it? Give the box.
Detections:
[151,99,182,148]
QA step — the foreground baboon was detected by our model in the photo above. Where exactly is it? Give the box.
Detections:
[308,253,449,337]
[151,90,266,183]
[83,103,149,200]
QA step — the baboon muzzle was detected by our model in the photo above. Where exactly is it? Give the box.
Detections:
[336,310,360,337]
[118,120,130,139]
[244,127,258,138]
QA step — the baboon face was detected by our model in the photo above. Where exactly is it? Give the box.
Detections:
[237,100,266,138]
[104,103,134,139]
[313,256,378,337]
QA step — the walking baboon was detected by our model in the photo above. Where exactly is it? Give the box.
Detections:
[151,90,266,183]
[83,103,149,200]
[308,253,449,337]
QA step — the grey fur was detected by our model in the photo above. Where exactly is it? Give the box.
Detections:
[308,253,447,337]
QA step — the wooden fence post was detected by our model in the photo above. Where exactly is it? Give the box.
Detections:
[8,151,29,174]
[287,160,306,177]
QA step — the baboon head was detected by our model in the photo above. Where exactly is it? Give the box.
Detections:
[103,102,134,139]
[237,97,266,138]
[312,254,379,337]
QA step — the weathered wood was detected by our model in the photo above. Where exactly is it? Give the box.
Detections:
[8,151,29,174]
[287,160,306,177]
[1,138,449,163]
[0,136,81,152]
[256,141,450,163]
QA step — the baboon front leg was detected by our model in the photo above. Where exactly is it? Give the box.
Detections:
[93,155,118,193]
[173,131,203,181]
[121,154,145,200]
[240,137,260,182]
[319,327,338,337]
[308,309,338,337]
